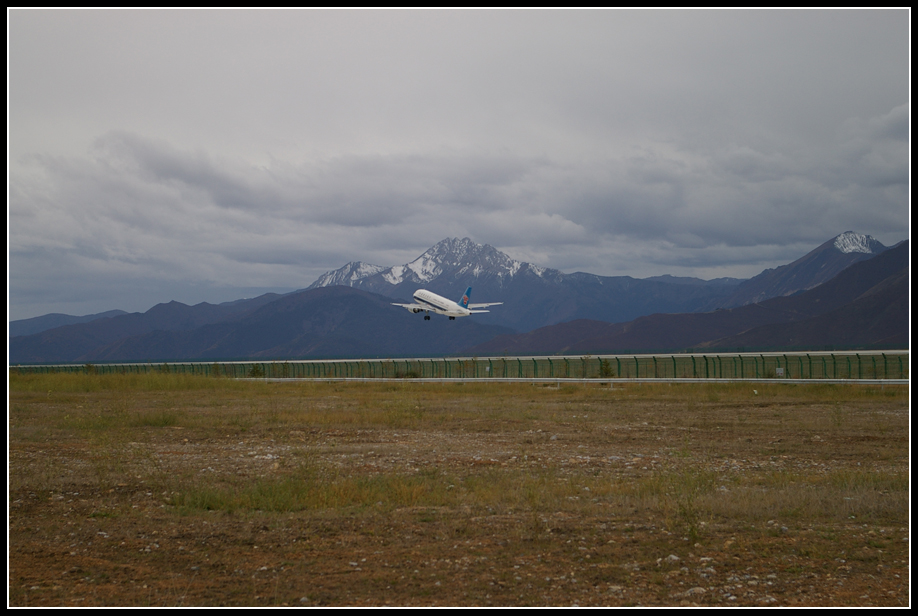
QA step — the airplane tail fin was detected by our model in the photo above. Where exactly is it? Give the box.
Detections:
[458,286,472,309]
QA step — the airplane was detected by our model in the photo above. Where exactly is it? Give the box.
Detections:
[392,286,502,320]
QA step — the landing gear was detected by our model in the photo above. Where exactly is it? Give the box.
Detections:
[424,315,430,320]
[449,316,455,320]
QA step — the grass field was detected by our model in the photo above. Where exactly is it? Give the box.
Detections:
[9,373,909,606]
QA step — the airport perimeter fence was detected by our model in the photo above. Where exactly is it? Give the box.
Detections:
[11,350,909,382]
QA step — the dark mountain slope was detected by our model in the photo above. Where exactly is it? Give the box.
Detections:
[699,268,908,350]
[9,310,129,338]
[10,294,284,364]
[712,231,887,308]
[464,241,908,355]
[77,287,514,361]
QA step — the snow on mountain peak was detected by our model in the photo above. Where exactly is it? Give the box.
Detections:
[833,231,881,254]
[310,261,386,288]
[382,265,407,285]
[410,237,520,277]
[406,255,441,283]
[307,237,539,290]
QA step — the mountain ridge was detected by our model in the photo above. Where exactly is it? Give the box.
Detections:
[308,237,745,331]
[306,233,891,332]
[710,231,888,308]
[462,240,908,356]
[8,310,129,338]
[12,287,514,363]
[9,232,902,363]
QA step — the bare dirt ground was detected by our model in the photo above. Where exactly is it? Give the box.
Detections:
[9,377,909,606]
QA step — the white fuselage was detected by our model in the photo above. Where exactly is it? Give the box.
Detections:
[391,286,498,319]
[413,289,471,317]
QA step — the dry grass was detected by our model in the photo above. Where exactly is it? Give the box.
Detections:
[9,374,909,606]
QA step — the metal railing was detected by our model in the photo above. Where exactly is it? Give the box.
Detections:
[11,350,909,381]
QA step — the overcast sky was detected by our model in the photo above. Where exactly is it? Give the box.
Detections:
[8,9,910,321]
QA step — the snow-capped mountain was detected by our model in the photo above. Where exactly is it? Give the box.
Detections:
[713,231,889,308]
[379,237,542,285]
[308,238,556,293]
[307,233,891,332]
[309,261,387,288]
[833,231,886,255]
[308,238,741,332]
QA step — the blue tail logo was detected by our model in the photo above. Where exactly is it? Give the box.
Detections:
[458,286,472,308]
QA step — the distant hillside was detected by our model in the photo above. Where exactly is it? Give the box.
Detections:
[82,287,513,361]
[9,310,128,337]
[698,268,908,350]
[463,241,908,355]
[10,287,513,363]
[711,231,888,308]
[9,294,284,364]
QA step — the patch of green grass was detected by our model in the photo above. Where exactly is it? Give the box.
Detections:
[170,469,454,513]
[9,371,258,394]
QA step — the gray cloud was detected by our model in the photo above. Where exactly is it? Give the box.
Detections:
[9,10,909,320]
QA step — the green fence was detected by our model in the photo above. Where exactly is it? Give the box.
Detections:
[10,351,909,381]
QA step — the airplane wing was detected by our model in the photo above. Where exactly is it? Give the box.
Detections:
[392,302,427,313]
[468,302,503,309]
